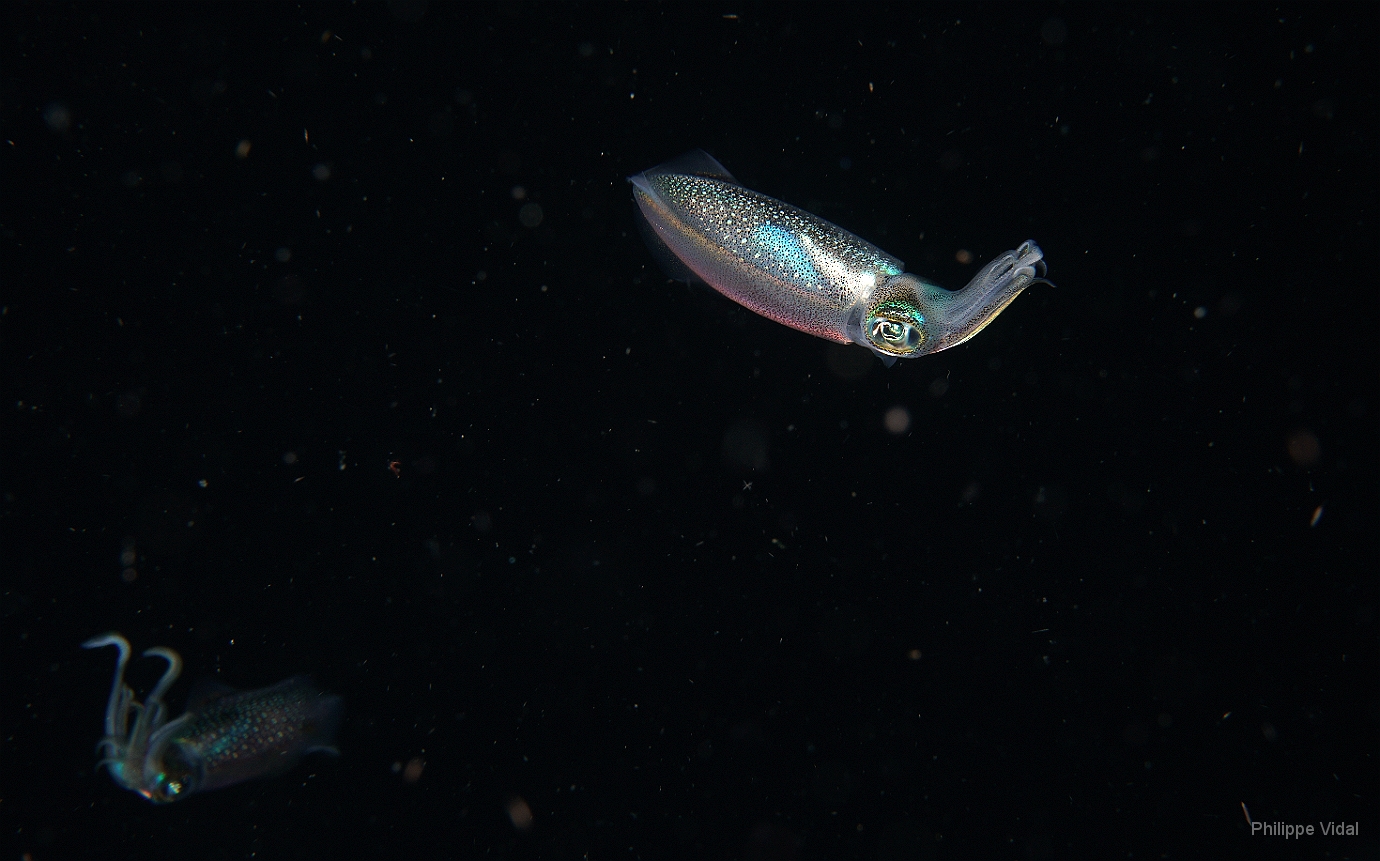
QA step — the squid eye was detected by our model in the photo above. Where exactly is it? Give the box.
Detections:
[869,319,904,344]
[149,773,184,802]
[865,313,925,354]
[863,297,927,357]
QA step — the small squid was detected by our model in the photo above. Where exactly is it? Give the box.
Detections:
[630,150,1050,364]
[83,633,341,802]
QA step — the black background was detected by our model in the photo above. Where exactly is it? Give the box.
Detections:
[3,3,1375,859]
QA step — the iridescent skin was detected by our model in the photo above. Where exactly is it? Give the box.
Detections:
[630,150,1048,363]
[83,633,341,803]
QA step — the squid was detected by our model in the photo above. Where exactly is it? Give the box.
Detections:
[83,633,341,802]
[630,150,1050,364]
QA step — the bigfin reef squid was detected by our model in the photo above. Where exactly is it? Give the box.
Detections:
[630,150,1051,365]
[83,632,342,803]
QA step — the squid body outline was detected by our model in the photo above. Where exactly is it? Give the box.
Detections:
[630,150,1052,365]
[83,632,342,803]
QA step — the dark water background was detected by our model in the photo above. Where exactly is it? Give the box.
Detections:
[3,4,1374,858]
